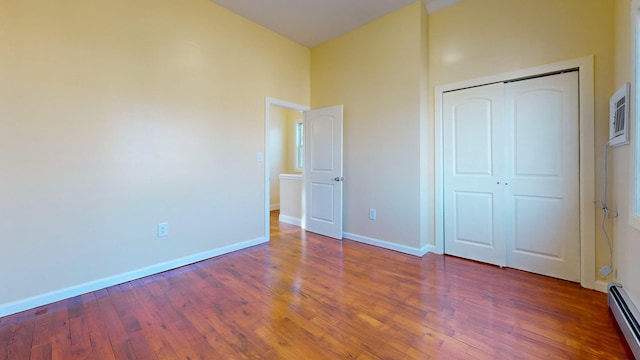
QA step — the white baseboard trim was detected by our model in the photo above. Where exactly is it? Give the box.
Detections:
[0,236,268,318]
[279,214,301,227]
[270,203,280,211]
[343,232,434,257]
[594,279,609,293]
[579,279,608,293]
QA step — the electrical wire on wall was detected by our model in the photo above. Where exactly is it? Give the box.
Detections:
[595,144,615,277]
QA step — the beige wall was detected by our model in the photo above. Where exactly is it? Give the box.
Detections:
[429,0,615,282]
[311,2,429,250]
[0,0,309,308]
[420,4,433,250]
[612,0,640,306]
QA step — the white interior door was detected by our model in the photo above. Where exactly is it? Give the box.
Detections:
[303,105,343,239]
[443,83,506,266]
[443,72,580,282]
[504,72,580,282]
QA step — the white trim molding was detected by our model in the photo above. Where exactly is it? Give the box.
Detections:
[434,56,597,290]
[629,0,640,231]
[279,173,302,181]
[594,280,610,293]
[0,237,268,318]
[279,214,301,227]
[344,232,435,257]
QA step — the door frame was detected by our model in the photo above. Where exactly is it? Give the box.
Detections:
[264,97,310,241]
[434,56,599,291]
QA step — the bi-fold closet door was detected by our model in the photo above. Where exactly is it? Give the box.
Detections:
[443,71,580,282]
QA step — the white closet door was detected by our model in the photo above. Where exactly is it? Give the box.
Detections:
[443,72,580,282]
[443,83,506,267]
[504,72,580,282]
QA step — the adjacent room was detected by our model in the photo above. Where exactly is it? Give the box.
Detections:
[1,0,639,358]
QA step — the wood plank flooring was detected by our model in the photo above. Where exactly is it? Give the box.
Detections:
[0,211,634,359]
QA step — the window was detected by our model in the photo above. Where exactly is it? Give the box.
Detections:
[295,121,304,171]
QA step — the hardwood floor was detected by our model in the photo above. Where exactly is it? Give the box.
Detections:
[0,211,633,359]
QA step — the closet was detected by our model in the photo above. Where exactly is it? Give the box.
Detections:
[443,71,580,282]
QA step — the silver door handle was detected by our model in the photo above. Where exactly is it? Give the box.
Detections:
[334,177,344,182]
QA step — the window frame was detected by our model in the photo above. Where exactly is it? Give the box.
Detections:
[630,1,640,230]
[294,120,304,172]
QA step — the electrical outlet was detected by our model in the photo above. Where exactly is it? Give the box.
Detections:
[158,222,169,237]
[369,208,376,220]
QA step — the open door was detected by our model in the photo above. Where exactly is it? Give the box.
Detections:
[303,105,343,239]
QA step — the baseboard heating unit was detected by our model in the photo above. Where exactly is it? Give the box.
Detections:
[608,283,640,358]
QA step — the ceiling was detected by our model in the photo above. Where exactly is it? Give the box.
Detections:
[209,0,462,48]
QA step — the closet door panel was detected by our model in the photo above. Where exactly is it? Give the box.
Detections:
[512,90,563,177]
[505,72,580,282]
[512,196,564,257]
[443,83,506,266]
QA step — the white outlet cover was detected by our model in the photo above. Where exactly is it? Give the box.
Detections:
[158,222,169,237]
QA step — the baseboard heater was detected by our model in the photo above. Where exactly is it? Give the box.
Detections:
[608,283,640,358]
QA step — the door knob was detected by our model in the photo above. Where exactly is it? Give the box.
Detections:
[334,177,344,182]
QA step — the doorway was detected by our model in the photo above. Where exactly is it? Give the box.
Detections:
[264,98,309,241]
[264,98,345,241]
[268,106,303,216]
